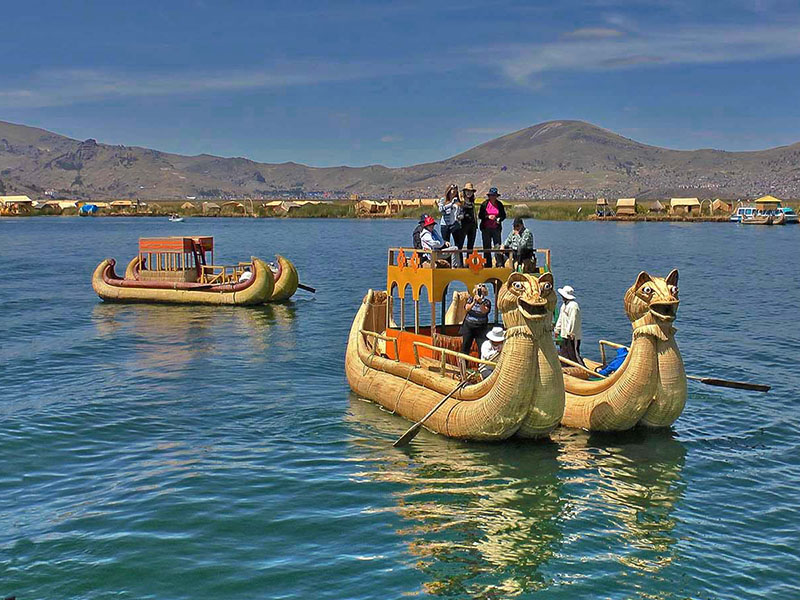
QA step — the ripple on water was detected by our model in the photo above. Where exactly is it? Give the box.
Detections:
[1,218,799,599]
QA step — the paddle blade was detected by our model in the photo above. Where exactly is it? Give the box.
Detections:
[393,422,423,447]
[694,377,770,393]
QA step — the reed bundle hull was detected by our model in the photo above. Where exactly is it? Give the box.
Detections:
[270,255,299,302]
[92,257,274,305]
[346,273,565,441]
[560,270,687,432]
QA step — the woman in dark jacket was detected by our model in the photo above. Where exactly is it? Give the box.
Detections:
[478,187,506,267]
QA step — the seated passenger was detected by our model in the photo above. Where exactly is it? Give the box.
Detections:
[420,215,451,266]
[501,217,536,272]
[412,213,430,264]
[238,267,253,283]
[480,327,505,378]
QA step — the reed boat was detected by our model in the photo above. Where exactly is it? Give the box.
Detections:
[269,255,300,302]
[93,236,278,305]
[559,270,687,432]
[346,246,564,441]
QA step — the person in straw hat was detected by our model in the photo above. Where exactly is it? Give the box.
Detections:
[554,284,584,366]
[479,326,505,378]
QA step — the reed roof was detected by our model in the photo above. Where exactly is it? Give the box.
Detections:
[670,197,700,207]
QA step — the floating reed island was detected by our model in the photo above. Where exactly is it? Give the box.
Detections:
[92,236,299,305]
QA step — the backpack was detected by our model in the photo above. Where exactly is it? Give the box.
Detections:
[412,224,423,249]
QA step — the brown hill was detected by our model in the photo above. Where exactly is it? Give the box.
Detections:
[1,119,799,200]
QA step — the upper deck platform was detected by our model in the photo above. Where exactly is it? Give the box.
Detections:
[386,247,550,302]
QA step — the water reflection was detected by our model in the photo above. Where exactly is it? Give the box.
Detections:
[91,302,298,375]
[347,398,687,596]
[347,397,564,596]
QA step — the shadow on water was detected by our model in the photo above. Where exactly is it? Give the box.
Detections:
[346,397,687,597]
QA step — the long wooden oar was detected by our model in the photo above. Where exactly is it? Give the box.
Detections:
[686,375,769,392]
[393,380,469,447]
[298,283,316,293]
[598,342,770,393]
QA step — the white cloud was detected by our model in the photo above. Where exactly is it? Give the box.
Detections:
[0,62,383,109]
[563,27,624,39]
[483,22,800,86]
[380,135,403,143]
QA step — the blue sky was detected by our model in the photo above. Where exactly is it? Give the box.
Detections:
[2,0,799,166]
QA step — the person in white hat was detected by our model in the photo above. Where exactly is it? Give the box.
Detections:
[554,285,584,366]
[479,326,505,378]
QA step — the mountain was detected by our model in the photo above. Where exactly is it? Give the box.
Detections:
[1,119,799,200]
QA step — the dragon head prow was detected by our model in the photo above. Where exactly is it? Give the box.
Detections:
[624,269,680,325]
[498,272,557,331]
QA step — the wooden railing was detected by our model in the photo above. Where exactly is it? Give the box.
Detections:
[412,341,497,377]
[360,330,399,361]
[200,264,250,285]
[387,247,551,272]
[598,339,627,365]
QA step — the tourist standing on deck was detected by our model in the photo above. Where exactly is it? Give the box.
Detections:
[460,284,492,355]
[478,187,506,267]
[554,285,584,366]
[438,185,464,266]
[501,217,536,272]
[460,182,479,255]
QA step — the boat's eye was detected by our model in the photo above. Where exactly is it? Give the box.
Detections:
[512,281,524,291]
[642,285,653,295]
[669,285,678,296]
[540,282,552,292]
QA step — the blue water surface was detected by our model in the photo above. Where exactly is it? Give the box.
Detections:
[1,217,798,599]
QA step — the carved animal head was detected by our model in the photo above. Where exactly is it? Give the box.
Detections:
[498,272,557,329]
[623,269,680,323]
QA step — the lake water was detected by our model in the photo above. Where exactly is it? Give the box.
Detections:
[1,217,798,599]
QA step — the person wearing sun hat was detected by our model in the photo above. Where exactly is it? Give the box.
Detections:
[460,182,479,258]
[554,284,584,365]
[478,187,507,267]
[479,326,505,378]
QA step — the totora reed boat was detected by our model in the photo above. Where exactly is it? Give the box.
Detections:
[346,247,564,441]
[92,236,299,305]
[559,270,687,431]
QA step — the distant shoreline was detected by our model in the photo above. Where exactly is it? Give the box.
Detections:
[3,198,798,222]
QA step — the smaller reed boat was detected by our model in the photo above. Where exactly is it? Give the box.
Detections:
[346,246,565,441]
[92,236,298,305]
[559,270,687,432]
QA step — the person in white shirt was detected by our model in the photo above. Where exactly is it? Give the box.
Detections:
[419,215,450,265]
[553,285,584,366]
[238,267,253,283]
[438,185,464,266]
[479,327,505,379]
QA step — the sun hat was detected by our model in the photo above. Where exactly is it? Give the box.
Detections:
[487,187,500,197]
[463,182,476,191]
[486,327,505,342]
[557,285,576,300]
[422,215,437,227]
